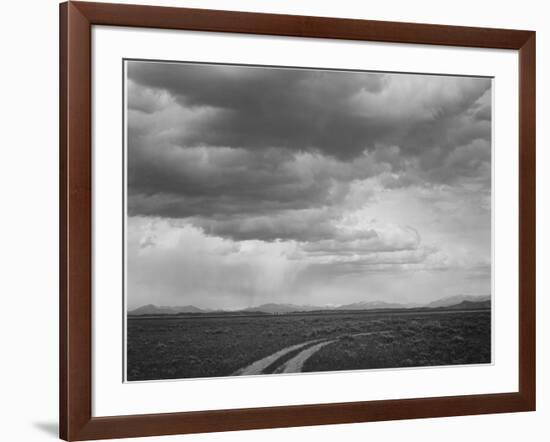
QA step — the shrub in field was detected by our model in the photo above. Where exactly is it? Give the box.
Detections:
[340,334,356,342]
[127,310,491,381]
[452,335,465,344]
[302,311,491,374]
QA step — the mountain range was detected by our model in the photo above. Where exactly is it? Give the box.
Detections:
[129,304,211,315]
[128,294,491,316]
[426,294,491,308]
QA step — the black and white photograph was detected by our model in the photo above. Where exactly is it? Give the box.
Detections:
[3,0,544,440]
[125,60,492,382]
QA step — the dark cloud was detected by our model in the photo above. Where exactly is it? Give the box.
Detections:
[128,61,490,160]
[428,138,491,184]
[189,208,381,243]
[127,141,388,220]
[127,61,492,245]
[128,62,391,159]
[299,228,420,255]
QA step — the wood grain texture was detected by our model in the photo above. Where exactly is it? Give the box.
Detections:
[73,392,530,441]
[59,4,68,439]
[518,34,536,409]
[75,1,531,49]
[59,1,536,440]
[60,2,92,440]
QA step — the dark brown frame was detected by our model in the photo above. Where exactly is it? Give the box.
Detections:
[60,1,536,440]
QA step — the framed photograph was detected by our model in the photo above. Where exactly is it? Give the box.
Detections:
[60,1,536,440]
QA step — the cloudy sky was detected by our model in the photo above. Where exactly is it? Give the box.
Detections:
[126,60,492,310]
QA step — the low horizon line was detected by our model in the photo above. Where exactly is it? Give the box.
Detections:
[128,293,491,312]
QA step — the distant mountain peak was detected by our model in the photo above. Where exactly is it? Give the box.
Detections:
[129,295,491,316]
[427,294,491,308]
[128,304,207,315]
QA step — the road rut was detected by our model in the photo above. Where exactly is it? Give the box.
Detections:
[233,330,388,376]
[233,339,323,376]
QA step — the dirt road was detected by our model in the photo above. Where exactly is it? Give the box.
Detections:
[233,338,323,376]
[234,331,386,376]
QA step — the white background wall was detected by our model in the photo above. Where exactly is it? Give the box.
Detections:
[0,0,547,441]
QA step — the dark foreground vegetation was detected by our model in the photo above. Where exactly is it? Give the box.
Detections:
[127,309,491,381]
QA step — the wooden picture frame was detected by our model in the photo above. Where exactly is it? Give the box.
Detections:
[60,1,536,440]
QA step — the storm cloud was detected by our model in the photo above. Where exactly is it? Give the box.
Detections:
[126,60,492,309]
[128,62,490,159]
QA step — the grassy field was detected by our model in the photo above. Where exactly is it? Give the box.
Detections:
[126,310,491,381]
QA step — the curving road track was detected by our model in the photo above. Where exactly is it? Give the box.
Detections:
[234,331,387,376]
